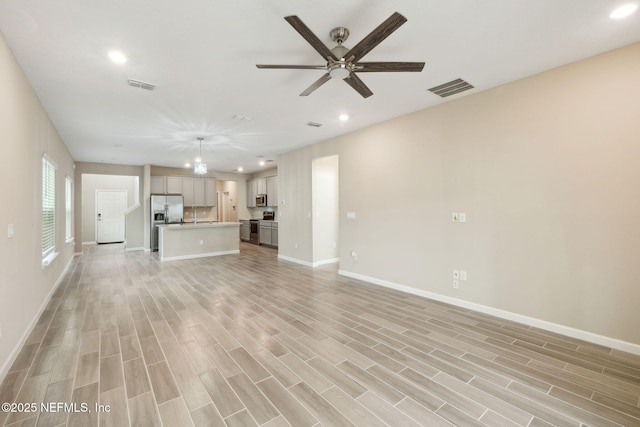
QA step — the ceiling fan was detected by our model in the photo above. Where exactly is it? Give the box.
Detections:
[256,12,425,98]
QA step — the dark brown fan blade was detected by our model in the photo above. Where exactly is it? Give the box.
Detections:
[344,73,373,98]
[300,73,332,96]
[257,64,327,70]
[356,61,425,73]
[284,16,338,61]
[346,12,407,62]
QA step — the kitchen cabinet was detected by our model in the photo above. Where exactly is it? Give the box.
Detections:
[271,222,278,247]
[153,176,216,206]
[256,178,267,195]
[205,178,216,206]
[182,177,194,206]
[166,176,183,194]
[259,221,278,247]
[247,180,257,208]
[151,176,166,194]
[259,222,272,245]
[193,178,205,206]
[266,176,278,207]
[239,220,250,241]
[247,175,277,207]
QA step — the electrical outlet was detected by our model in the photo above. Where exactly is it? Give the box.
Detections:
[351,251,358,260]
[453,280,459,289]
[453,270,460,280]
[460,271,467,281]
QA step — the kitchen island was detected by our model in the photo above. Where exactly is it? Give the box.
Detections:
[157,222,240,261]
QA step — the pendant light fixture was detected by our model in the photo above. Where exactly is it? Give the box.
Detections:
[194,137,207,174]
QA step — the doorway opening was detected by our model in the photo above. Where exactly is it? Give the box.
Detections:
[81,174,139,246]
[312,155,339,266]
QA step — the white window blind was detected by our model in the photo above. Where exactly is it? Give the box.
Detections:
[42,156,56,258]
[65,176,73,241]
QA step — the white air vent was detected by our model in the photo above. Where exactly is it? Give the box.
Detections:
[127,79,156,91]
[307,121,323,128]
[428,78,474,98]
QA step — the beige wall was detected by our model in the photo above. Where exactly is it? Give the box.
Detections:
[0,33,76,377]
[278,43,640,349]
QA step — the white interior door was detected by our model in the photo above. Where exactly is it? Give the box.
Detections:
[222,191,235,222]
[96,190,126,243]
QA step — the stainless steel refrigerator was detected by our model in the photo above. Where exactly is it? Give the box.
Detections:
[150,194,184,251]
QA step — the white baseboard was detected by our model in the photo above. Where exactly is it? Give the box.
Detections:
[160,249,239,262]
[313,258,339,267]
[0,255,77,383]
[82,241,96,246]
[338,269,640,356]
[277,254,314,267]
[125,246,145,252]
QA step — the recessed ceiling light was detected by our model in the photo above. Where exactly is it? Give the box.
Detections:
[185,163,191,168]
[610,3,638,19]
[237,167,243,172]
[108,50,127,64]
[339,114,349,121]
[259,160,266,166]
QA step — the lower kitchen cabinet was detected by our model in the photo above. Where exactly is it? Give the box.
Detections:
[259,221,278,247]
[271,222,278,247]
[239,220,250,241]
[259,223,272,245]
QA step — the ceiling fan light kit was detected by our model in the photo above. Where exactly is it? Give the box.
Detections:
[256,12,425,98]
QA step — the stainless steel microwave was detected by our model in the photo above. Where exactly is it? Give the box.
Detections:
[256,194,267,207]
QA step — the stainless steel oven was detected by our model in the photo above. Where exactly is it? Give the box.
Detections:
[249,220,260,244]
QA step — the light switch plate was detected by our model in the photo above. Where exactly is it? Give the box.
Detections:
[452,213,459,222]
[347,212,357,219]
[8,224,14,238]
[453,270,460,280]
[459,213,466,223]
[460,271,467,281]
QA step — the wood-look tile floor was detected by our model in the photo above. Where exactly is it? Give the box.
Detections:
[1,242,639,426]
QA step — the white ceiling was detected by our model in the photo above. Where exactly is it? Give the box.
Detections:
[1,1,639,173]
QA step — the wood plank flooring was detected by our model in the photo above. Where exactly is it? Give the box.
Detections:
[1,242,639,426]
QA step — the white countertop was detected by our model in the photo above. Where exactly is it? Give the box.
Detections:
[159,222,240,230]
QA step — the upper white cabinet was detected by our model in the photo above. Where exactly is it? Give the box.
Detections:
[151,175,216,207]
[166,176,183,194]
[182,177,194,206]
[205,178,217,207]
[247,179,258,208]
[266,176,278,207]
[193,178,205,206]
[247,175,278,208]
[150,176,166,194]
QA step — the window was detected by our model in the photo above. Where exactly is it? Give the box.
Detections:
[65,176,73,242]
[42,155,56,259]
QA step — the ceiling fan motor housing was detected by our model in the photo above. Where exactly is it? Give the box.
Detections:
[330,27,350,44]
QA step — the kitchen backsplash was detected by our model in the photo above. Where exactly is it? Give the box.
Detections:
[183,206,217,222]
[249,207,278,220]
